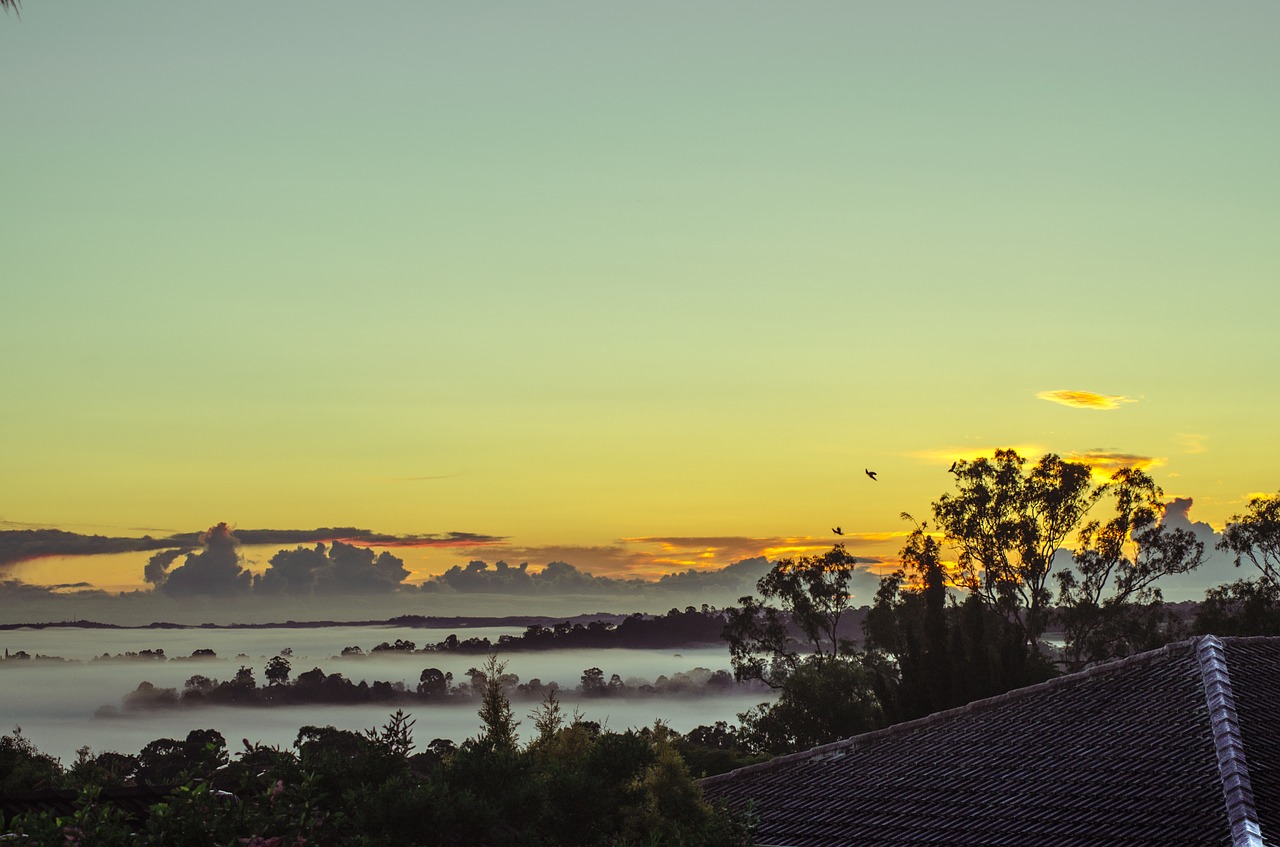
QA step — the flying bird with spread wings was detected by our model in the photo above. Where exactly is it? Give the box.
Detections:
[832,527,843,536]
[865,469,877,481]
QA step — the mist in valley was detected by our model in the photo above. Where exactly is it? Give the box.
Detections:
[0,625,773,765]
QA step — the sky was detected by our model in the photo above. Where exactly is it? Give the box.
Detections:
[2,1,1278,608]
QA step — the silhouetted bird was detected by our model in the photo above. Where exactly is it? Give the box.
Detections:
[949,461,958,473]
[833,527,843,536]
[865,469,877,481]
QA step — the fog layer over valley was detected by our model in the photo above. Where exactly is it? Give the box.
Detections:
[0,625,773,764]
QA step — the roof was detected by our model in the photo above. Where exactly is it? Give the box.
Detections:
[703,635,1280,847]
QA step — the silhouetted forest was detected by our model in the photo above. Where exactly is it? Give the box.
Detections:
[108,658,758,715]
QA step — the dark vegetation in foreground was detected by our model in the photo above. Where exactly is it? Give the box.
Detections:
[1,659,759,846]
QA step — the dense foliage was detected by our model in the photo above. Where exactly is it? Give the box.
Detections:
[0,670,755,846]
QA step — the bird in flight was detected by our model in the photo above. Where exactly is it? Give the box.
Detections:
[865,469,877,481]
[832,526,843,536]
[948,461,958,473]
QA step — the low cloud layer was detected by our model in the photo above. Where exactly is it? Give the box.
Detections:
[0,525,505,575]
[1036,389,1137,410]
[420,544,885,604]
[441,535,890,582]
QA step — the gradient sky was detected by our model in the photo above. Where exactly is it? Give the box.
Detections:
[3,1,1278,592]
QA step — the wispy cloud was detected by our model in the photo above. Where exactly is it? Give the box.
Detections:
[1036,390,1137,410]
[910,445,1045,466]
[1066,450,1164,479]
[1176,433,1208,454]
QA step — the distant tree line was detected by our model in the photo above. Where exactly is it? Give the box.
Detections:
[110,655,758,715]
[419,606,729,653]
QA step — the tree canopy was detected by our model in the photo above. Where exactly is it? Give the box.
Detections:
[932,450,1202,662]
[1219,491,1280,584]
[723,544,885,753]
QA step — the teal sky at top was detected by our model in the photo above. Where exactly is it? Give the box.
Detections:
[2,1,1278,567]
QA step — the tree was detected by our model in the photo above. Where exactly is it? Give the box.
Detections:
[580,666,608,696]
[1055,468,1202,669]
[1,727,63,791]
[476,654,519,750]
[724,544,884,753]
[264,655,291,686]
[934,451,1201,667]
[1194,578,1280,636]
[863,518,959,719]
[1219,491,1280,583]
[724,544,863,686]
[932,450,1102,654]
[417,667,452,698]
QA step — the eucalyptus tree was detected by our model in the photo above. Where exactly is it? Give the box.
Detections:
[1219,491,1280,583]
[724,544,885,753]
[934,450,1202,663]
[932,450,1102,654]
[1055,467,1203,669]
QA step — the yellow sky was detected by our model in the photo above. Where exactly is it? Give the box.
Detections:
[3,2,1278,595]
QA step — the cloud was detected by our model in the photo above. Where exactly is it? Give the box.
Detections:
[1036,390,1137,410]
[442,535,894,582]
[1176,433,1208,455]
[433,559,639,595]
[143,549,189,587]
[156,523,252,597]
[255,541,411,596]
[1151,498,1241,602]
[168,527,505,549]
[421,535,890,604]
[0,526,506,572]
[0,579,108,600]
[1065,450,1165,479]
[0,529,181,572]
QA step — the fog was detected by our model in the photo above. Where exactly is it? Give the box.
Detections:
[0,627,773,765]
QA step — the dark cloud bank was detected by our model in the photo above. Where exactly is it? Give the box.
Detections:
[1,523,844,625]
[0,525,503,572]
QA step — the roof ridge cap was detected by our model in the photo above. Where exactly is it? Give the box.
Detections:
[703,638,1199,788]
[1196,634,1266,847]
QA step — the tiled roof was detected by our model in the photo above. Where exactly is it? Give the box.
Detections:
[703,636,1280,847]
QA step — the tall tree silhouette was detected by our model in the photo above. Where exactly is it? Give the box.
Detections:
[933,450,1104,653]
[724,544,884,753]
[1055,467,1202,669]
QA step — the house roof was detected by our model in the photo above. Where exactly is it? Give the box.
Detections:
[703,635,1279,847]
